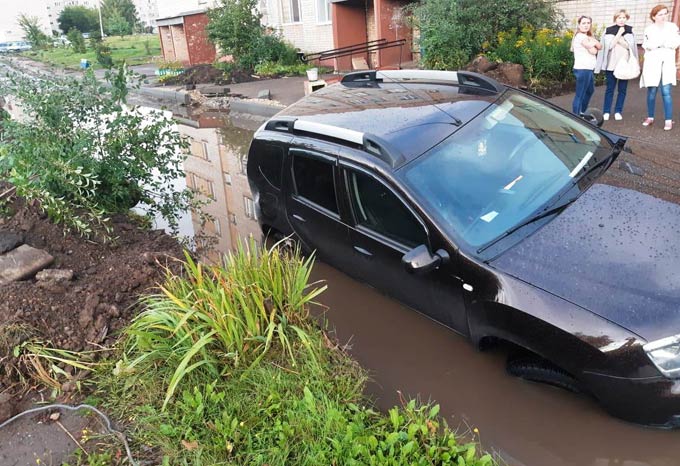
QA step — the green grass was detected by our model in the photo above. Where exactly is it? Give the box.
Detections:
[22,34,161,69]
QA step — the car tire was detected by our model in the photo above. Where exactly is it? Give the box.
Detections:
[507,356,581,393]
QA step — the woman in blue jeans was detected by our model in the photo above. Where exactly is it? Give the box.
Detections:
[640,4,680,131]
[571,16,602,115]
[595,10,638,121]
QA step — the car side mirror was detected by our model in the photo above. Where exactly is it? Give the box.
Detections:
[581,108,604,127]
[402,245,450,275]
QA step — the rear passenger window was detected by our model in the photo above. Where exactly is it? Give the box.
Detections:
[292,153,338,213]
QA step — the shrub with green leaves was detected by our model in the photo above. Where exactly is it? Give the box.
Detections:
[488,27,574,86]
[0,67,197,237]
[409,0,563,70]
[207,0,299,73]
[67,27,87,54]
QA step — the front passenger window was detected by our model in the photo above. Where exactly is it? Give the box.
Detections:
[347,171,427,248]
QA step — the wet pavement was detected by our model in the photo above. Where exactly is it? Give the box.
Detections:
[172,113,680,466]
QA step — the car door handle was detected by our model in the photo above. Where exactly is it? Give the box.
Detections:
[292,214,306,223]
[353,246,373,257]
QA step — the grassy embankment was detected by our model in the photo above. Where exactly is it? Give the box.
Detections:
[22,34,160,69]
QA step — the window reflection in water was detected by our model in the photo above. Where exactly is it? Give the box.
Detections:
[177,113,261,263]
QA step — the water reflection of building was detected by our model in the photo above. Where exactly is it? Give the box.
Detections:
[178,113,261,262]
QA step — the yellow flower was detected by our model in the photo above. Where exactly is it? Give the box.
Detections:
[473,427,480,434]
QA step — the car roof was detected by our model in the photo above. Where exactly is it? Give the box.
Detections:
[273,71,502,168]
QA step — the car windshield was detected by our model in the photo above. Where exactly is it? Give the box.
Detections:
[401,90,612,250]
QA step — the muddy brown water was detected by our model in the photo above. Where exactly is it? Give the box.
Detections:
[173,113,680,466]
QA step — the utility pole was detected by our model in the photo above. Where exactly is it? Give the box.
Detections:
[98,0,104,36]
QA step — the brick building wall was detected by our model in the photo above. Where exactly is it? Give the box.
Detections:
[556,0,674,43]
[170,24,190,63]
[158,26,176,61]
[184,13,217,64]
[265,0,334,53]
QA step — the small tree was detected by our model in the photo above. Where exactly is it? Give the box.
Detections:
[17,14,50,49]
[58,6,99,33]
[101,0,139,34]
[0,68,200,238]
[107,12,132,37]
[67,27,87,53]
[90,31,114,67]
[207,0,298,72]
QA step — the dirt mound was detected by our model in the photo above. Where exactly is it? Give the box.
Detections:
[161,64,257,86]
[0,200,183,383]
[162,64,230,85]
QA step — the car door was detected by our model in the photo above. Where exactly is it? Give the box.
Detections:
[341,163,468,334]
[284,147,353,271]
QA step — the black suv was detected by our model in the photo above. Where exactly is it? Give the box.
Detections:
[247,70,680,428]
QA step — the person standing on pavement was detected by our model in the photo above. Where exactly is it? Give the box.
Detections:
[595,10,638,121]
[640,4,680,131]
[572,16,602,115]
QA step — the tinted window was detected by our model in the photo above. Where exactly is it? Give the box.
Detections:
[292,153,338,213]
[347,170,426,247]
[403,91,612,249]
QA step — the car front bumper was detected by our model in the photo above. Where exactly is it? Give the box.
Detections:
[582,371,680,428]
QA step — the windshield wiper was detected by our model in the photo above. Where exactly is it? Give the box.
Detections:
[572,138,626,182]
[476,195,578,254]
[477,140,625,255]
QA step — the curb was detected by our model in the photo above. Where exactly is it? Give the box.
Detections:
[136,87,191,106]
[229,99,284,118]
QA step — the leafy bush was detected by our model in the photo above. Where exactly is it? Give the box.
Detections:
[409,0,563,70]
[0,67,197,237]
[207,0,299,72]
[489,27,573,85]
[67,27,87,54]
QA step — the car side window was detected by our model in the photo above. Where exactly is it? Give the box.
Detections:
[346,170,427,248]
[291,151,338,213]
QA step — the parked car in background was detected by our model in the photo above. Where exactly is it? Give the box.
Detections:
[247,69,680,428]
[1,41,32,53]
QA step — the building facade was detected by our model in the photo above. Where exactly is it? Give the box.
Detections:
[157,10,216,65]
[555,0,678,44]
[1,1,52,42]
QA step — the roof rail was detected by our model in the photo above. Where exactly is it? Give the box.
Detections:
[340,69,504,93]
[264,117,405,167]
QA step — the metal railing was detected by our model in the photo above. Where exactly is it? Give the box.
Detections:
[300,38,406,68]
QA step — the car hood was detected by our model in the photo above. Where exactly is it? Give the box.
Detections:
[491,140,680,342]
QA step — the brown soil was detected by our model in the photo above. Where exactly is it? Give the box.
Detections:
[161,64,257,86]
[0,199,183,390]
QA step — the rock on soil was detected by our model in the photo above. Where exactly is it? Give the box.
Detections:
[0,200,183,372]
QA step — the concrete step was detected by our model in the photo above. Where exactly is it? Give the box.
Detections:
[0,244,54,285]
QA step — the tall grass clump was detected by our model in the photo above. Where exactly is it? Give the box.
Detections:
[121,239,326,408]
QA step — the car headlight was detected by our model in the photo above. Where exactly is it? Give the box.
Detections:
[644,335,680,378]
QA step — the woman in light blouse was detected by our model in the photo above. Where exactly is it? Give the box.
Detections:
[571,16,602,116]
[595,10,638,121]
[640,4,680,130]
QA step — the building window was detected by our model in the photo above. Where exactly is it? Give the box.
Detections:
[282,0,301,23]
[316,0,331,23]
[244,196,257,219]
[229,212,237,225]
[190,139,209,160]
[224,171,232,186]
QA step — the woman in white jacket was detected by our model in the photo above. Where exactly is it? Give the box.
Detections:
[595,10,638,121]
[640,4,680,131]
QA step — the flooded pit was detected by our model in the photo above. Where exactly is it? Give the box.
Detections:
[172,113,680,466]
